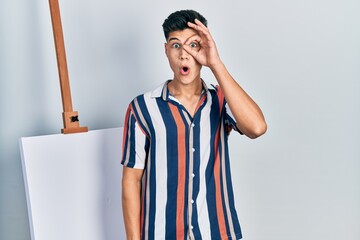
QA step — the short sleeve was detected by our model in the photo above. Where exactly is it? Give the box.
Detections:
[212,84,243,135]
[224,102,243,134]
[121,104,149,169]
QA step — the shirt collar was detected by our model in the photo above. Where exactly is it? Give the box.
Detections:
[151,79,209,101]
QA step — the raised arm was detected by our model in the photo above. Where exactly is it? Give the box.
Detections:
[122,167,143,240]
[184,19,267,139]
[210,61,266,138]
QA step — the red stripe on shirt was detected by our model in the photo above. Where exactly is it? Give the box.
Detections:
[214,125,227,237]
[214,85,227,237]
[169,103,186,240]
[194,94,207,114]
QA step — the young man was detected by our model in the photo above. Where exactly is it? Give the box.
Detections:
[121,10,267,240]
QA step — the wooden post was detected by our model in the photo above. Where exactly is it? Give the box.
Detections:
[49,0,88,134]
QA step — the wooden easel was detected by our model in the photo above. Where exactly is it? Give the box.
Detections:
[49,0,88,134]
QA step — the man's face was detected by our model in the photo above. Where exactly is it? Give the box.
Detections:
[165,28,202,84]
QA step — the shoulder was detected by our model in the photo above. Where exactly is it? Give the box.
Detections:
[127,81,167,116]
[207,83,224,99]
[127,83,159,104]
[131,82,165,104]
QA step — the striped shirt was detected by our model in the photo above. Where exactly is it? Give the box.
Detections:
[121,80,243,240]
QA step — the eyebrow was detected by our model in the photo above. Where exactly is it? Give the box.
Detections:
[168,37,180,42]
[167,34,199,43]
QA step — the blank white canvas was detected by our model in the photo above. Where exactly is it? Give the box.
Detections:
[19,128,125,240]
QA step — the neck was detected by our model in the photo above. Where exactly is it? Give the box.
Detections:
[168,78,203,99]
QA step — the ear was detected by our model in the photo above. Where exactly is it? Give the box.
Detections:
[164,43,168,56]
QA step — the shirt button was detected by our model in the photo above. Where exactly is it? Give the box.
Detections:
[191,199,194,204]
[191,123,195,127]
[192,173,195,178]
[190,225,194,229]
[192,148,195,152]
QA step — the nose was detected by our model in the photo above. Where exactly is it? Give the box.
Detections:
[180,48,189,60]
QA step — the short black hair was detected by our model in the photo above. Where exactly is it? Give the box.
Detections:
[162,10,208,40]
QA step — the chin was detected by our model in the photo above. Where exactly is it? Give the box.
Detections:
[177,76,199,85]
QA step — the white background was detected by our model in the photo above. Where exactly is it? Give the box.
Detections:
[1,0,359,239]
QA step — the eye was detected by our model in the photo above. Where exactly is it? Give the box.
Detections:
[172,43,181,49]
[189,42,198,48]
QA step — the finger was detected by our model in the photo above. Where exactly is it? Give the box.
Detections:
[187,20,208,34]
[187,21,202,32]
[182,44,199,59]
[187,21,213,42]
[194,19,209,33]
[184,35,201,46]
[187,19,208,32]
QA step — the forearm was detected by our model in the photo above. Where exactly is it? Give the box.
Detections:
[122,172,142,240]
[210,61,267,138]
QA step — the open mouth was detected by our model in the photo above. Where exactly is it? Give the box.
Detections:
[180,66,190,75]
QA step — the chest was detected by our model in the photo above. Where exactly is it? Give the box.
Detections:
[146,96,224,146]
[176,96,201,118]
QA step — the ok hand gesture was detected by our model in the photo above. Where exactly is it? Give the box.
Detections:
[183,19,223,69]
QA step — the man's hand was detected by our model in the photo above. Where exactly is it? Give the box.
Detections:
[184,19,267,139]
[183,19,222,69]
